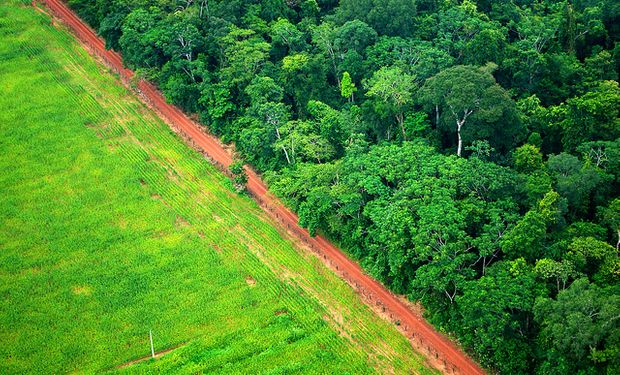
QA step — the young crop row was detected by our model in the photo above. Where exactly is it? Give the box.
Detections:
[0,4,432,374]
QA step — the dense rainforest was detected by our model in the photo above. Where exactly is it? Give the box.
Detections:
[67,0,620,373]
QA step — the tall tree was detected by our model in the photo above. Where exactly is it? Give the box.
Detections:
[556,80,620,151]
[418,64,522,156]
[535,279,620,373]
[364,66,415,140]
[340,71,357,102]
[335,0,417,37]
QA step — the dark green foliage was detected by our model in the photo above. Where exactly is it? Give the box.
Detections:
[334,0,417,37]
[69,0,620,372]
[456,259,544,373]
[418,64,524,156]
[229,161,248,192]
[534,279,620,373]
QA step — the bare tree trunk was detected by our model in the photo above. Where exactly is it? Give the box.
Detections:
[275,127,291,164]
[456,119,464,157]
[396,112,407,141]
[282,146,291,164]
[453,108,473,157]
[199,0,209,19]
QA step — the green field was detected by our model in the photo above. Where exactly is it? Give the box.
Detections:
[0,2,432,374]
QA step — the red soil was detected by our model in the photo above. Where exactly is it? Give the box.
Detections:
[38,1,486,373]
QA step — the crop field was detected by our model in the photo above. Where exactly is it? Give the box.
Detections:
[0,2,433,374]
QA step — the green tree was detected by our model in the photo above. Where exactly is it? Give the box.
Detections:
[219,27,271,86]
[599,198,620,251]
[535,279,620,373]
[311,21,341,86]
[274,120,335,164]
[418,64,522,156]
[364,66,415,140]
[118,8,164,70]
[457,259,542,374]
[364,37,454,83]
[514,144,544,173]
[547,153,612,218]
[535,258,578,293]
[432,0,500,62]
[503,4,562,94]
[464,27,506,65]
[270,18,306,54]
[335,0,417,37]
[334,20,378,55]
[229,160,248,192]
[557,80,620,151]
[566,236,617,281]
[340,71,357,102]
[502,191,566,262]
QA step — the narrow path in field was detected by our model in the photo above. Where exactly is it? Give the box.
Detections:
[38,1,485,374]
[116,343,186,369]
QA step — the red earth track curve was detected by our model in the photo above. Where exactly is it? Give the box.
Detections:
[38,1,485,373]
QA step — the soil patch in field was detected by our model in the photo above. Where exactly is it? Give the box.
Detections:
[116,343,186,369]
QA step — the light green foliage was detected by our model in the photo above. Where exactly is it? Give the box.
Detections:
[535,258,579,292]
[514,144,544,173]
[502,191,566,262]
[199,83,235,130]
[274,120,336,164]
[0,5,433,374]
[220,26,271,85]
[578,138,620,174]
[584,50,619,82]
[271,142,520,304]
[340,71,357,101]
[27,0,620,372]
[566,237,617,279]
[403,112,433,141]
[557,80,620,151]
[282,52,310,72]
[270,18,305,52]
[229,161,248,192]
[364,66,415,140]
[244,76,284,105]
[365,37,454,83]
[307,100,348,150]
[516,95,549,148]
[432,0,501,63]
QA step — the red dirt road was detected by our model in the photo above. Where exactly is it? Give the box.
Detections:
[39,1,485,374]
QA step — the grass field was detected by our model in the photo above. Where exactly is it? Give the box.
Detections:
[0,2,432,374]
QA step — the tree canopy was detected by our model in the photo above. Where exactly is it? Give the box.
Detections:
[70,0,620,372]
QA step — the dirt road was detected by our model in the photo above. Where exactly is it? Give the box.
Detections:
[38,1,485,373]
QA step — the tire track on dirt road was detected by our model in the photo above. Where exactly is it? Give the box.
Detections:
[38,1,485,373]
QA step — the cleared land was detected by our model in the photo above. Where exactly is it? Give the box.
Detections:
[0,2,433,374]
